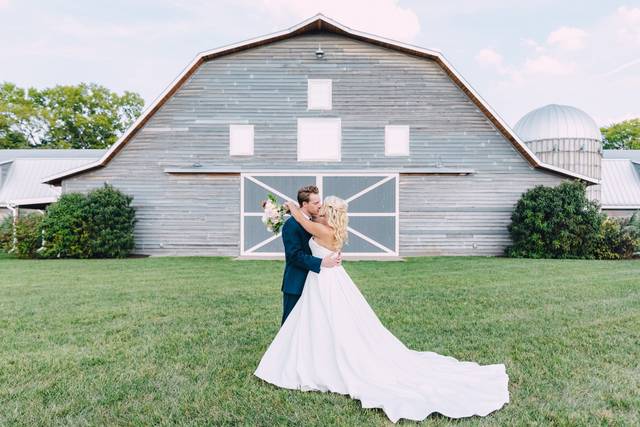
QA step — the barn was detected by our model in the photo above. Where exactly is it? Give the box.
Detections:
[43,15,598,258]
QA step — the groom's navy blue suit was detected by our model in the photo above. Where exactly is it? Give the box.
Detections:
[281,216,321,325]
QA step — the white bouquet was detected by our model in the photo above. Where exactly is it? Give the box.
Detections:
[260,193,288,234]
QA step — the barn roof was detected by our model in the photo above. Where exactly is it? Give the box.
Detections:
[42,14,600,186]
[0,149,106,163]
[600,159,640,209]
[0,154,104,207]
[603,149,640,164]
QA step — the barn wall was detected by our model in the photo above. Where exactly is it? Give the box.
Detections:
[63,32,573,256]
[399,172,569,256]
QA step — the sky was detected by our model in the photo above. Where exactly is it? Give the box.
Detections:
[1,0,639,127]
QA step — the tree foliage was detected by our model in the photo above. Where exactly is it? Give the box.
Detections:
[600,118,640,150]
[0,82,143,149]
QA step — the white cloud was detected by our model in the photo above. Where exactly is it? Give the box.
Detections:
[0,0,9,8]
[524,55,576,75]
[257,0,421,42]
[521,38,545,53]
[476,48,503,68]
[477,26,584,85]
[612,6,640,45]
[546,26,587,50]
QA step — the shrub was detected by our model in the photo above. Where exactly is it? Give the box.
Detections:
[13,213,44,258]
[0,215,13,252]
[505,181,603,259]
[39,183,136,259]
[84,184,136,258]
[594,216,640,260]
[40,193,90,258]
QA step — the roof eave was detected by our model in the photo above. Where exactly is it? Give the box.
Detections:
[601,205,640,209]
[42,161,103,185]
[534,162,601,185]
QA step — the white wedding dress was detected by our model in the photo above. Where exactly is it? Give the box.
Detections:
[254,237,509,423]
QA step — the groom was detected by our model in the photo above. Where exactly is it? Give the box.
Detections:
[280,185,341,325]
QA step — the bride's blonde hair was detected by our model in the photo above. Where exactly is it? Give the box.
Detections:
[320,196,349,250]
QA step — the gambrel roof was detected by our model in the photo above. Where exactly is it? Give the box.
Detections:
[42,14,600,186]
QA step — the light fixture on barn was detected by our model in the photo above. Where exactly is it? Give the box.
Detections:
[315,44,325,59]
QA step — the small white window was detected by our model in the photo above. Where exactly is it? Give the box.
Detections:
[229,124,254,156]
[297,118,341,161]
[385,125,410,156]
[307,79,332,110]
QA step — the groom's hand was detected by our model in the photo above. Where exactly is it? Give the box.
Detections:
[321,252,341,268]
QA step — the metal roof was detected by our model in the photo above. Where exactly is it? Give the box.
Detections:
[41,14,599,186]
[0,157,102,207]
[0,149,106,164]
[603,149,640,164]
[514,104,602,142]
[600,159,640,209]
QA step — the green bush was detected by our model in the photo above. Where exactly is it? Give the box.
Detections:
[0,215,13,251]
[40,193,91,258]
[84,184,136,258]
[40,183,136,259]
[505,181,603,259]
[13,213,44,259]
[594,216,640,260]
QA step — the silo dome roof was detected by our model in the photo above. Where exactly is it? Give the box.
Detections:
[514,104,602,142]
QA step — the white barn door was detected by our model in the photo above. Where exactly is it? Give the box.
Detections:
[241,173,398,257]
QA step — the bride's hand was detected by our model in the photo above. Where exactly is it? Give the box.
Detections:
[284,201,298,212]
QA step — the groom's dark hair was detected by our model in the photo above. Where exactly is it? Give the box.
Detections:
[298,185,319,207]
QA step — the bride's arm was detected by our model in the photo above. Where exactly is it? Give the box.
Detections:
[284,201,332,239]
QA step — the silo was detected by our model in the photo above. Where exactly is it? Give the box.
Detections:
[514,104,602,202]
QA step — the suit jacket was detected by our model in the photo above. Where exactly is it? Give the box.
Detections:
[281,216,322,295]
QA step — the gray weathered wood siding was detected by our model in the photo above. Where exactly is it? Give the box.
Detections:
[62,32,570,256]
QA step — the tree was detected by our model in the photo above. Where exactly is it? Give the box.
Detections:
[0,83,46,148]
[0,82,144,149]
[600,118,640,150]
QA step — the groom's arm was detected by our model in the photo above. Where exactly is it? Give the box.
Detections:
[283,222,322,274]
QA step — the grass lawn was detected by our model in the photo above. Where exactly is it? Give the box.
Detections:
[0,254,639,426]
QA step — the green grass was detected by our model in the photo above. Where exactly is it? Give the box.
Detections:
[0,255,639,426]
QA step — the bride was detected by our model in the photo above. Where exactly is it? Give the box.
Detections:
[254,196,509,423]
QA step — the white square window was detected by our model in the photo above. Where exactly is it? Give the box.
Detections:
[307,79,332,110]
[385,125,410,156]
[229,124,254,156]
[297,118,341,161]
